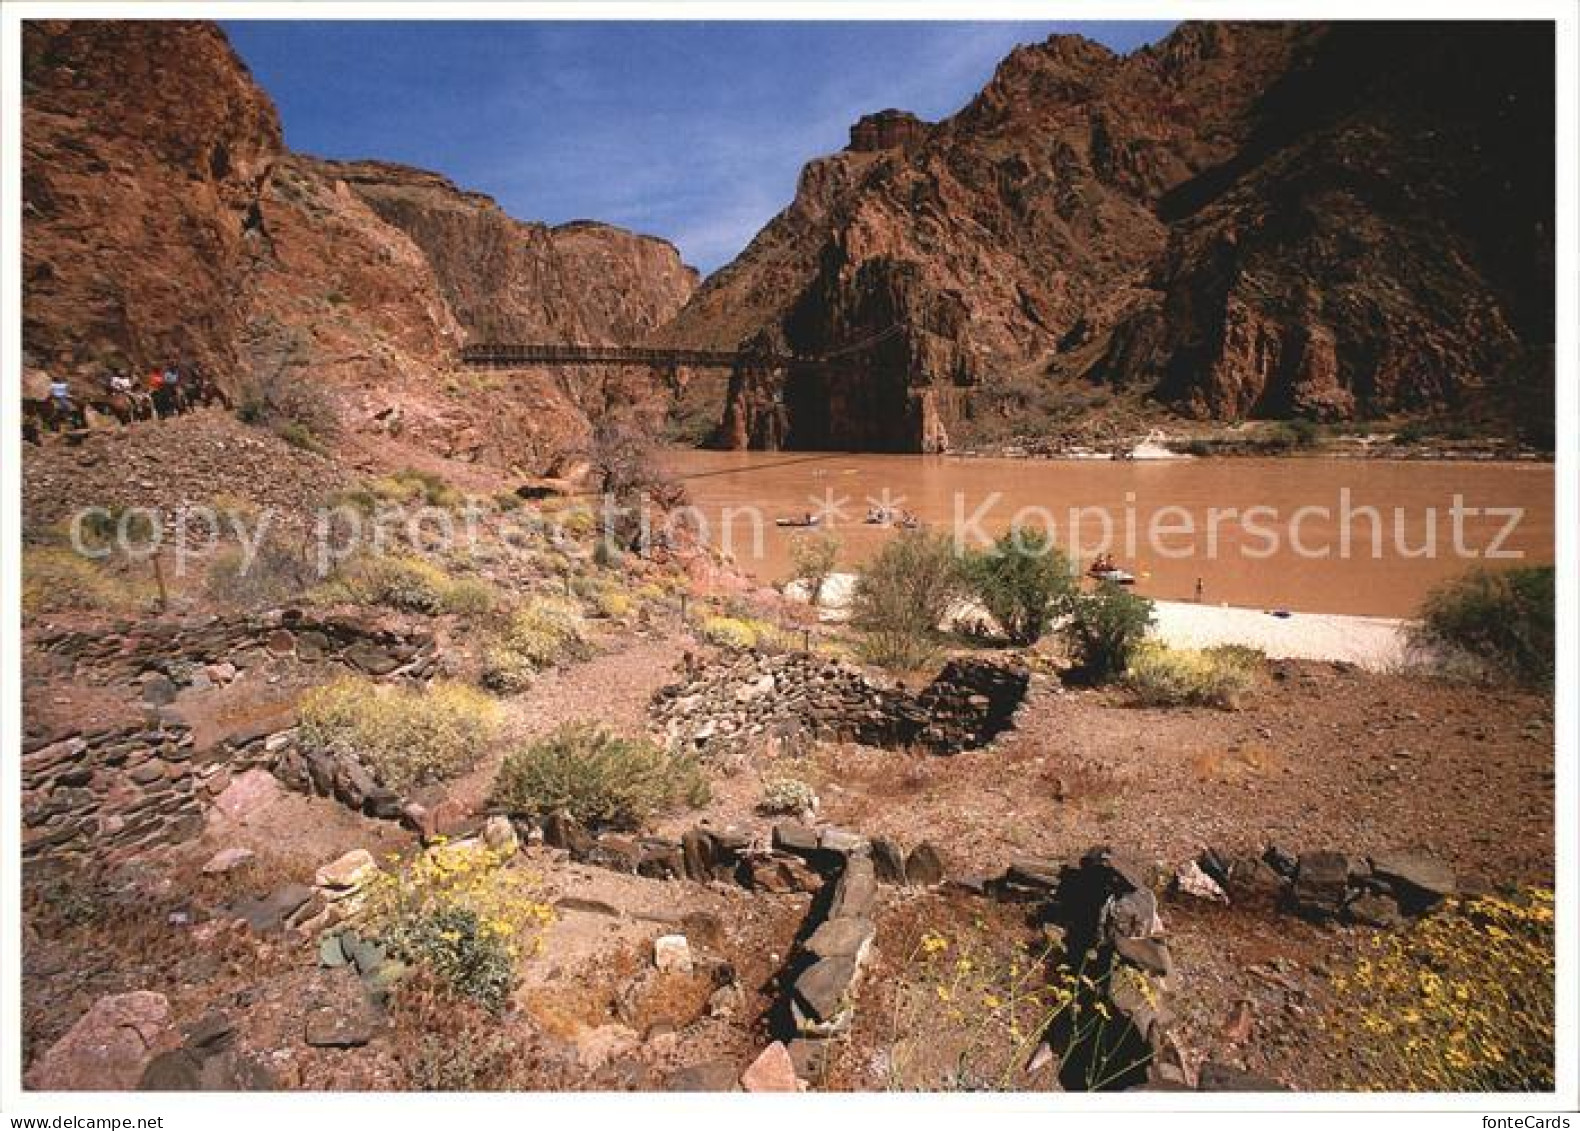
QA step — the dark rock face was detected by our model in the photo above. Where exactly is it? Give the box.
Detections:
[314,159,698,346]
[667,22,1552,451]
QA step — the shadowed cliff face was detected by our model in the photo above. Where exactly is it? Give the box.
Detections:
[670,21,1553,451]
[22,20,703,471]
[311,159,698,346]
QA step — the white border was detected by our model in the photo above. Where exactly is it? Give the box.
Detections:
[1,1,1575,1124]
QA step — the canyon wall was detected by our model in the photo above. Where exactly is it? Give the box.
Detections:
[22,20,700,471]
[667,22,1552,451]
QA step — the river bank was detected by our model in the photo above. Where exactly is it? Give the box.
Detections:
[786,573,1409,670]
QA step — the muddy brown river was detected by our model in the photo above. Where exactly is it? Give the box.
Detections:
[659,451,1554,618]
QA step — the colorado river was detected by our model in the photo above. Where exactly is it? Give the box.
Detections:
[659,451,1554,618]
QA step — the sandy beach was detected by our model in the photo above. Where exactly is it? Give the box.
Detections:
[1150,599,1407,670]
[787,574,1410,669]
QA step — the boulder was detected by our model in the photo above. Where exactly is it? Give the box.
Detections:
[1291,851,1353,918]
[303,1002,376,1049]
[905,842,945,886]
[740,1041,800,1092]
[654,934,693,975]
[1369,853,1456,912]
[314,848,378,893]
[201,847,256,874]
[26,991,177,1091]
[210,768,282,824]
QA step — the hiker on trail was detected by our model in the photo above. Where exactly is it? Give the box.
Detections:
[49,375,71,410]
[162,360,182,412]
[109,369,132,395]
[148,366,171,418]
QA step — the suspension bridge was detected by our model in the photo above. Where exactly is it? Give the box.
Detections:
[458,323,904,370]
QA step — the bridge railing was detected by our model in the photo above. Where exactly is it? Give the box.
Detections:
[459,343,794,369]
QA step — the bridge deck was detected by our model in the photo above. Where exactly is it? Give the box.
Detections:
[460,343,793,369]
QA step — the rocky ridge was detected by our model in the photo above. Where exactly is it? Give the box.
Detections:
[666,21,1553,451]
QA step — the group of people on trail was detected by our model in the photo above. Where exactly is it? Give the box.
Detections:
[25,355,226,441]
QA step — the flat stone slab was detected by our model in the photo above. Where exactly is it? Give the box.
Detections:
[304,1003,376,1048]
[805,916,875,962]
[1369,853,1456,903]
[792,956,857,1025]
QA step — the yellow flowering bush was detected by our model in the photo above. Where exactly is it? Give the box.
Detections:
[1123,642,1263,708]
[361,840,555,1013]
[298,677,500,790]
[1327,888,1555,1091]
[480,597,590,691]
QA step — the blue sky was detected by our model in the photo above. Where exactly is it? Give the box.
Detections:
[222,21,1175,274]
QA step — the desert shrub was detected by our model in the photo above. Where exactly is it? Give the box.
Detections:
[204,541,315,609]
[1123,642,1262,708]
[362,840,554,1014]
[758,777,818,817]
[480,598,589,691]
[491,723,709,830]
[960,528,1076,645]
[63,504,159,554]
[1260,418,1321,452]
[1058,583,1155,683]
[327,554,496,616]
[22,547,154,615]
[297,677,499,790]
[852,530,963,671]
[1410,566,1554,687]
[698,614,774,650]
[329,468,463,515]
[789,532,840,606]
[1327,889,1554,1091]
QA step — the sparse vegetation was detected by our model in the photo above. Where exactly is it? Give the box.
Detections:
[960,528,1076,645]
[1410,566,1554,687]
[204,541,315,609]
[757,777,818,817]
[1123,642,1263,708]
[491,722,709,830]
[697,613,777,651]
[298,677,500,790]
[852,530,963,671]
[1328,889,1555,1091]
[323,554,498,616]
[480,598,590,691]
[363,840,554,1013]
[789,531,840,606]
[1058,582,1155,683]
[22,547,155,615]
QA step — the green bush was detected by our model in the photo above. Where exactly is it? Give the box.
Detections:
[852,531,963,671]
[789,531,840,606]
[298,677,500,790]
[384,905,515,1013]
[1411,566,1554,686]
[1123,642,1262,708]
[492,723,709,830]
[960,528,1076,645]
[1058,583,1155,683]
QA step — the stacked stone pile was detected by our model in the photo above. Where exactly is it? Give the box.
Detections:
[651,649,1030,760]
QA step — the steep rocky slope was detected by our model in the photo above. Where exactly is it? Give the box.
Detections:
[668,21,1552,451]
[22,20,699,472]
[312,159,697,345]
